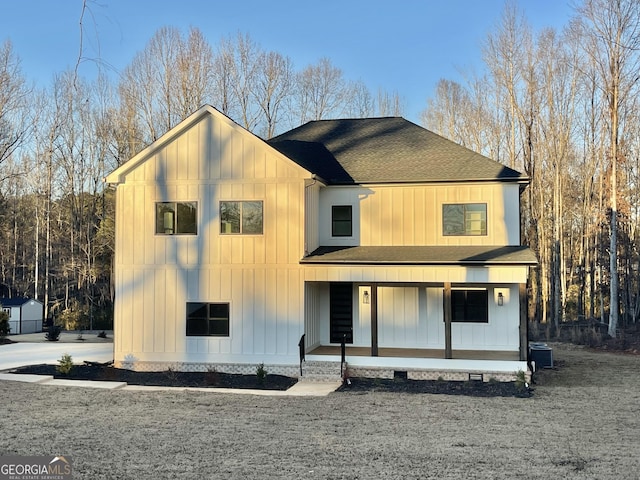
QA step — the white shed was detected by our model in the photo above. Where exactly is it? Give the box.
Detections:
[0,298,44,335]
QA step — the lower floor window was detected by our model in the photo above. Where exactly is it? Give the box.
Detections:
[451,289,488,323]
[186,303,230,336]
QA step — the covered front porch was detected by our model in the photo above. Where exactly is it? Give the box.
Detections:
[300,250,535,380]
[302,280,528,360]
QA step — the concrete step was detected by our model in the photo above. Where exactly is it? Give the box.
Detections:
[300,361,344,382]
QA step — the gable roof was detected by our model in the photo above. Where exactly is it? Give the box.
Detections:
[269,117,527,185]
[105,105,312,185]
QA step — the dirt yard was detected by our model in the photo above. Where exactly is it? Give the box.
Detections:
[1,343,638,479]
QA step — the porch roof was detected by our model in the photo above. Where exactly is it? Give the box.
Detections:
[301,245,538,266]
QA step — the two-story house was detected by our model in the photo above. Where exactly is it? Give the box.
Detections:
[105,105,536,381]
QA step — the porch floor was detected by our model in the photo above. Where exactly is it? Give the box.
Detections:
[309,346,520,361]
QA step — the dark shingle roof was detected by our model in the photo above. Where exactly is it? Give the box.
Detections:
[301,245,538,266]
[269,117,526,184]
[0,297,32,307]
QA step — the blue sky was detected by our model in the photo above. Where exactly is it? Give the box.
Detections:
[1,0,574,122]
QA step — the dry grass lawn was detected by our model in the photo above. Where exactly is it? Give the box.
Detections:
[1,343,639,479]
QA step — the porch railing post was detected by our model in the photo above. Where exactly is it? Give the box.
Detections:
[444,282,452,359]
[341,334,346,377]
[298,334,305,376]
[371,283,378,356]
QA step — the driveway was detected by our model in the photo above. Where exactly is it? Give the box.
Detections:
[0,331,114,371]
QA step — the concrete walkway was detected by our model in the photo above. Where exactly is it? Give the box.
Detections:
[0,372,341,396]
[0,332,340,396]
[0,332,113,372]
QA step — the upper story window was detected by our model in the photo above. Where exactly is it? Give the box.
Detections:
[443,203,487,236]
[332,205,352,237]
[156,202,197,235]
[186,302,230,336]
[451,289,488,323]
[220,201,263,235]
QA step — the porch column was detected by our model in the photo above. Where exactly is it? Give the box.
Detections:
[370,283,378,356]
[519,283,528,361]
[444,282,452,359]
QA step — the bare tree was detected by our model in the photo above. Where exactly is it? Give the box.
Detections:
[421,79,473,144]
[483,1,533,171]
[577,0,640,337]
[376,89,405,117]
[254,50,293,138]
[213,33,263,131]
[344,80,375,119]
[0,40,32,182]
[119,26,215,145]
[294,57,347,123]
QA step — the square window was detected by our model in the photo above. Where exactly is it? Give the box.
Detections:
[220,201,263,235]
[156,202,197,235]
[332,205,352,237]
[447,289,489,323]
[443,203,487,236]
[186,302,230,336]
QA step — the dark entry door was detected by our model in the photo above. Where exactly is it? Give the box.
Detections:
[330,282,353,343]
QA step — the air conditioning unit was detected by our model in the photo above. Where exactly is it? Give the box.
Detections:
[529,342,553,370]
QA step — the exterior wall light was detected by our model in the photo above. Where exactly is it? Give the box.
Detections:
[363,291,370,304]
[497,292,504,306]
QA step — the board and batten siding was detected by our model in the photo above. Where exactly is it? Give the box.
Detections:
[425,286,520,351]
[318,183,521,247]
[302,265,529,285]
[112,109,311,365]
[304,179,321,255]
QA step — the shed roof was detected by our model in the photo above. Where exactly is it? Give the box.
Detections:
[269,117,527,185]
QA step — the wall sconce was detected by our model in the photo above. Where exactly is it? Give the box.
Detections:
[363,291,370,304]
[497,292,504,306]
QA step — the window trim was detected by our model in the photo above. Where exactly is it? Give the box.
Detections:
[446,288,489,323]
[220,200,264,235]
[442,203,487,236]
[155,201,198,235]
[331,205,353,237]
[186,302,230,337]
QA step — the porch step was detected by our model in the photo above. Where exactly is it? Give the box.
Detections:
[300,360,344,382]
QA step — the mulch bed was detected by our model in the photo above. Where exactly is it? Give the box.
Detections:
[11,364,298,391]
[338,377,532,397]
[9,363,532,396]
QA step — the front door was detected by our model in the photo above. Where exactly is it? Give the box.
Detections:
[330,282,353,343]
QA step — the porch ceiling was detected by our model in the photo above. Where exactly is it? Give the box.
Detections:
[301,245,538,266]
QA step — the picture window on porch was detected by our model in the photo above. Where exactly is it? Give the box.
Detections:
[186,302,230,336]
[220,201,263,235]
[443,203,487,236]
[155,202,197,235]
[332,205,352,237]
[448,289,489,323]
